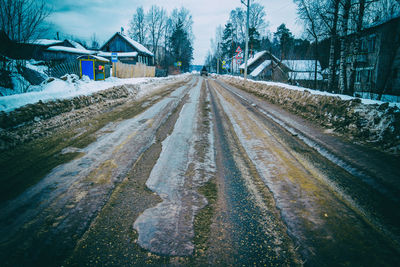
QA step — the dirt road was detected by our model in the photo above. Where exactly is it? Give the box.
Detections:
[1,75,399,266]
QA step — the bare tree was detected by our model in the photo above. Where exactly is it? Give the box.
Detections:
[318,0,341,92]
[366,0,400,22]
[249,3,267,35]
[339,0,351,94]
[347,0,367,96]
[0,0,50,43]
[90,33,99,50]
[230,8,247,43]
[295,0,323,89]
[170,7,194,43]
[147,5,167,64]
[128,6,147,44]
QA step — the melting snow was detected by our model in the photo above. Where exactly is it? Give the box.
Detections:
[0,74,189,112]
[134,78,215,256]
[220,75,400,107]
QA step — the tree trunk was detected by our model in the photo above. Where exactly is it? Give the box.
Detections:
[327,0,340,92]
[314,39,319,89]
[339,0,351,95]
[348,0,365,96]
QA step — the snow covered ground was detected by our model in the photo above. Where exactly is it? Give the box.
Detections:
[0,74,189,112]
[218,74,400,107]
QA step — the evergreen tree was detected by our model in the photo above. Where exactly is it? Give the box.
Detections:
[248,27,261,54]
[170,19,193,72]
[221,23,235,60]
[274,23,294,59]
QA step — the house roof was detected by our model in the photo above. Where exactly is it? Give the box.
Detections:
[98,51,138,57]
[282,60,322,72]
[101,32,153,56]
[66,40,86,50]
[239,51,267,69]
[77,55,109,62]
[46,46,94,55]
[288,71,323,80]
[250,60,272,77]
[30,39,64,46]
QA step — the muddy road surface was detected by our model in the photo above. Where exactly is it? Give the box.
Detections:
[1,75,399,266]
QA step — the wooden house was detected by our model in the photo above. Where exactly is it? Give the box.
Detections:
[318,15,400,96]
[239,50,322,87]
[99,32,154,66]
[25,39,94,62]
[350,16,400,96]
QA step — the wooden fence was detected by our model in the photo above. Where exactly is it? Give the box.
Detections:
[113,62,155,78]
[45,61,80,78]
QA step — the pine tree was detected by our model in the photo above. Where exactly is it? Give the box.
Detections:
[170,19,193,72]
[221,23,235,60]
[274,24,294,59]
[248,27,261,54]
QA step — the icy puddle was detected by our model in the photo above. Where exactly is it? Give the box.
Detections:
[134,79,215,256]
[0,81,193,245]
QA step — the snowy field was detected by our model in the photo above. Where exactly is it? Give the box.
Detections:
[0,74,188,112]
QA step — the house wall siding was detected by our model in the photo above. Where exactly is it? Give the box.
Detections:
[104,35,135,53]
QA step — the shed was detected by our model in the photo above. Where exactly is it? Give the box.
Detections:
[78,55,110,80]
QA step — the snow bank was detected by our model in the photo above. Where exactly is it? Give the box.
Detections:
[0,74,187,112]
[220,74,400,107]
[0,74,189,129]
[220,75,400,153]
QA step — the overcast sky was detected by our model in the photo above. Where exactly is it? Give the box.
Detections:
[45,0,303,65]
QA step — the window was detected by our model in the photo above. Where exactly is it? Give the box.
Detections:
[356,70,361,83]
[360,38,367,52]
[368,36,376,53]
[366,69,374,83]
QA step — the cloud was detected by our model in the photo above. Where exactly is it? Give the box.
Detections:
[44,0,302,65]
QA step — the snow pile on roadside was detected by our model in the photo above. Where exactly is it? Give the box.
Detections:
[218,74,400,107]
[0,74,189,129]
[0,74,188,112]
[0,59,49,96]
[221,75,400,153]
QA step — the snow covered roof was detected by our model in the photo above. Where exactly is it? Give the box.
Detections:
[239,51,267,69]
[67,40,86,50]
[282,60,322,72]
[30,39,64,46]
[46,46,95,55]
[250,60,272,77]
[321,68,329,75]
[119,34,153,56]
[288,71,323,81]
[101,32,153,56]
[77,55,110,62]
[98,51,138,57]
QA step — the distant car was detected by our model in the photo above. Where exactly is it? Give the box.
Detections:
[201,66,208,76]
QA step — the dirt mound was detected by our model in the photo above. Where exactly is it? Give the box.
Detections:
[222,77,400,154]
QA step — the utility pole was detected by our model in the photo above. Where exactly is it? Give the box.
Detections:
[217,42,220,74]
[241,0,250,81]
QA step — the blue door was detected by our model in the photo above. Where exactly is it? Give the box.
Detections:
[81,60,94,80]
